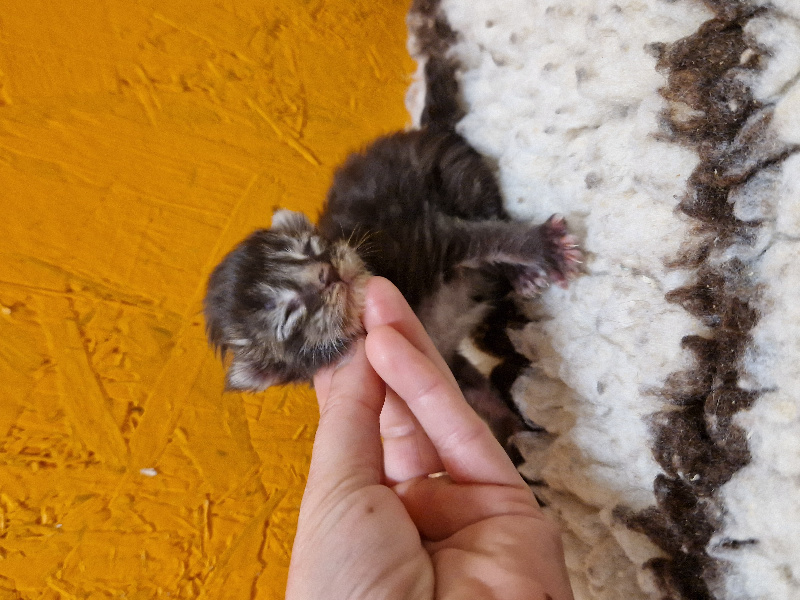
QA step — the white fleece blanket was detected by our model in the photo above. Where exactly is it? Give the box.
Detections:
[407,1,800,598]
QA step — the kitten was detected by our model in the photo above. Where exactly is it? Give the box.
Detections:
[204,128,580,446]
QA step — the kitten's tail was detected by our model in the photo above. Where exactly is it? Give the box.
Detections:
[410,0,464,130]
[420,56,464,130]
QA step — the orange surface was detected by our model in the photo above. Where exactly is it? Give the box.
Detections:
[0,1,412,597]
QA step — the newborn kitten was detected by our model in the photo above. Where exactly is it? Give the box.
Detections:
[204,210,371,389]
[204,128,580,445]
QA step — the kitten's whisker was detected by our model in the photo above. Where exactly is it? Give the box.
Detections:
[352,231,378,256]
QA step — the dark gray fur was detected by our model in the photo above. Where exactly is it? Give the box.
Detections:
[204,127,580,446]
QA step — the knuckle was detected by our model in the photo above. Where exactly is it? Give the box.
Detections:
[438,417,488,454]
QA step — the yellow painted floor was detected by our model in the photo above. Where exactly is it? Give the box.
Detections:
[0,1,412,597]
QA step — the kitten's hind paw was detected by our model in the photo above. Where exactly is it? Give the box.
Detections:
[512,265,552,297]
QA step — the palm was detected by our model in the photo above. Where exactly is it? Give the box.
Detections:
[291,485,433,599]
[292,478,564,600]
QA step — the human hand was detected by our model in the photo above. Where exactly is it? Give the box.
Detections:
[285,277,574,600]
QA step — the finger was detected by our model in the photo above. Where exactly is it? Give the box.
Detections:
[363,277,453,482]
[363,277,448,481]
[366,325,525,488]
[380,387,444,485]
[393,476,542,541]
[307,339,386,494]
[312,365,335,410]
[363,277,457,387]
[313,342,359,410]
[315,336,443,484]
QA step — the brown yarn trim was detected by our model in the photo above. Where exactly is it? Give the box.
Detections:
[614,3,796,598]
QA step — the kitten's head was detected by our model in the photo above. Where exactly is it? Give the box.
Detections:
[204,210,370,391]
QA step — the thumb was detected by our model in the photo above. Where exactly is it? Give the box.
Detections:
[306,339,386,497]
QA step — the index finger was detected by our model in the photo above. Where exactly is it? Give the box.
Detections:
[363,277,458,388]
[362,278,446,483]
[366,325,526,489]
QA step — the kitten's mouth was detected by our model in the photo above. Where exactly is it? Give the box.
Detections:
[328,247,369,337]
[324,279,347,302]
[327,280,344,293]
[333,265,353,285]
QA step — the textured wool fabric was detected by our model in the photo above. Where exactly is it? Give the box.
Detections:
[408,0,800,598]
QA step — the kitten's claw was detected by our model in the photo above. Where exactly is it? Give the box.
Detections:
[511,215,582,297]
[542,214,583,288]
[564,249,583,263]
[512,266,551,297]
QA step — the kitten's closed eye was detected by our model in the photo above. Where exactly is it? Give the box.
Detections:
[277,296,306,341]
[303,238,319,256]
[318,264,340,287]
[283,236,324,261]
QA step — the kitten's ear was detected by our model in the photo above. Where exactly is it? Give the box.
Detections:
[225,356,281,392]
[270,209,314,233]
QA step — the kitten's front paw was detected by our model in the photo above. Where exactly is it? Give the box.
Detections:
[514,215,582,297]
[543,214,582,287]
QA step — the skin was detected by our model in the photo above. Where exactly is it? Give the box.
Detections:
[286,277,574,600]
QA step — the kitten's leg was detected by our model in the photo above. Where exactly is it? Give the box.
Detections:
[454,214,582,296]
[428,131,508,220]
[449,354,532,460]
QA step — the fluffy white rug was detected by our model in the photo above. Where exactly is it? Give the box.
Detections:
[407,1,800,598]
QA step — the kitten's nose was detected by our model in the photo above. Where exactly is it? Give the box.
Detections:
[318,264,341,288]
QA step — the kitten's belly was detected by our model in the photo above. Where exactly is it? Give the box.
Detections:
[415,272,493,364]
